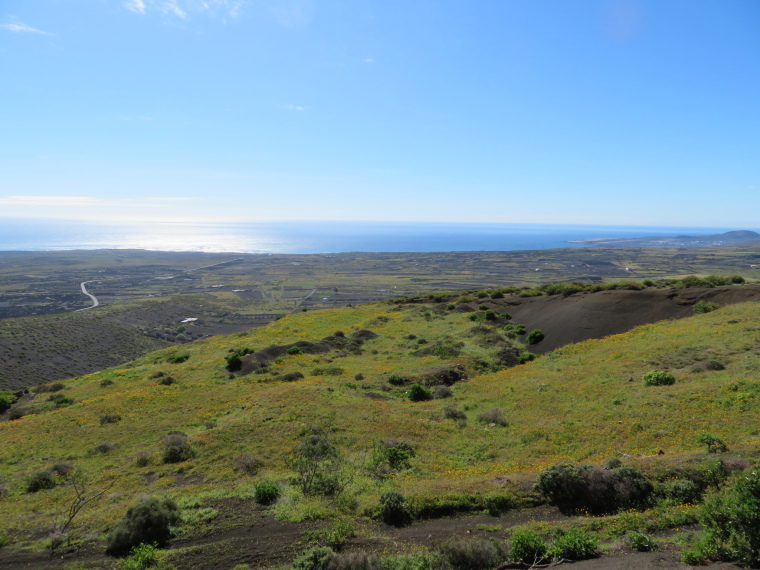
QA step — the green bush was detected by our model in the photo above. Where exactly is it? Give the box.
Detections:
[253,481,280,505]
[166,353,189,364]
[292,546,333,570]
[517,352,537,364]
[642,371,676,386]
[525,329,545,345]
[374,439,416,471]
[120,542,159,570]
[701,469,760,566]
[106,497,180,555]
[0,395,11,414]
[697,433,728,453]
[483,310,497,321]
[26,470,56,493]
[287,346,303,355]
[378,491,411,527]
[510,530,548,564]
[408,384,432,402]
[627,532,657,552]
[387,374,405,386]
[286,424,345,497]
[549,528,598,560]
[693,300,720,314]
[478,304,488,310]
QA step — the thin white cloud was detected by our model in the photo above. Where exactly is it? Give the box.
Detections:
[271,0,314,28]
[278,103,308,112]
[146,197,198,201]
[363,58,374,64]
[0,23,50,35]
[124,0,147,14]
[0,196,106,206]
[161,0,188,19]
[125,0,244,20]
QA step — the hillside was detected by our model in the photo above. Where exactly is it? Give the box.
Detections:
[2,285,760,569]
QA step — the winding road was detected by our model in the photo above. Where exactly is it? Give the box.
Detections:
[76,281,99,311]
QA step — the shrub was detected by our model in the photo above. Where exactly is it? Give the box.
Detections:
[642,371,676,386]
[158,376,175,386]
[518,352,537,364]
[50,461,74,477]
[253,481,281,505]
[50,394,74,408]
[535,462,652,514]
[287,346,303,355]
[627,532,657,552]
[93,442,117,454]
[439,536,506,570]
[161,432,195,464]
[100,414,122,425]
[701,469,760,566]
[287,424,345,497]
[432,385,452,399]
[550,528,598,560]
[483,310,497,321]
[525,329,545,345]
[697,433,728,453]
[100,379,115,387]
[106,497,180,555]
[443,407,466,421]
[26,470,56,493]
[661,479,700,505]
[499,312,512,320]
[375,439,416,470]
[34,382,65,393]
[477,408,507,426]
[166,353,189,364]
[234,454,263,475]
[693,300,720,314]
[135,452,151,467]
[478,304,489,310]
[408,384,432,402]
[121,542,159,570]
[387,374,405,386]
[292,546,333,570]
[510,530,548,564]
[378,491,411,527]
[325,551,381,570]
[312,367,345,377]
[0,395,12,414]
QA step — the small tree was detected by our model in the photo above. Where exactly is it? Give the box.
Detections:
[286,423,346,496]
[106,497,180,555]
[698,433,728,453]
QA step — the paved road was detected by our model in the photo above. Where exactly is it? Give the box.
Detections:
[76,281,99,311]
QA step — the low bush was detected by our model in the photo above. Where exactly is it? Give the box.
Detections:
[287,346,303,355]
[627,532,657,552]
[134,452,151,467]
[253,481,281,505]
[158,376,175,386]
[26,470,56,493]
[439,536,506,570]
[0,395,12,414]
[106,497,180,555]
[292,546,333,570]
[408,384,432,402]
[93,442,117,454]
[166,353,189,364]
[693,300,720,314]
[517,352,537,364]
[549,528,598,560]
[443,407,466,420]
[378,491,411,527]
[526,329,545,344]
[701,469,760,566]
[234,454,263,475]
[100,379,115,387]
[161,432,195,464]
[100,414,122,425]
[432,385,452,399]
[477,408,507,426]
[535,461,653,514]
[510,530,548,564]
[312,367,345,377]
[374,439,416,471]
[642,371,676,386]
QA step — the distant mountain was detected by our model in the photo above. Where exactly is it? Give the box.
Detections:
[569,230,760,248]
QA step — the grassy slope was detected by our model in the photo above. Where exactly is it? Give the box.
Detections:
[2,294,760,551]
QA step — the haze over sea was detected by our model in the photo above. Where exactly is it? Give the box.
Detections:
[0,218,751,255]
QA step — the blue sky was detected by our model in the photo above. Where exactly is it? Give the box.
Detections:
[1,1,759,226]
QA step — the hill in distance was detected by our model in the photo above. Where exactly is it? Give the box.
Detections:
[2,279,760,569]
[569,229,760,248]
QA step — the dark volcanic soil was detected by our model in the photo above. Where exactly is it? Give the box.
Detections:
[496,285,760,353]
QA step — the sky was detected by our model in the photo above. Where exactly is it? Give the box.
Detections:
[1,0,759,226]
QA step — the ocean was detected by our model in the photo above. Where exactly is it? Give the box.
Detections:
[0,218,749,254]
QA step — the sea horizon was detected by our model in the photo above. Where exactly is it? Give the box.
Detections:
[0,218,753,255]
